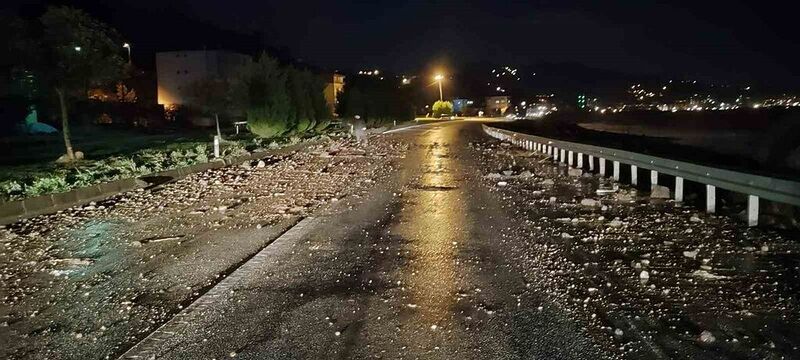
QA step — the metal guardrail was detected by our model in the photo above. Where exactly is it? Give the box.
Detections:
[483,124,800,226]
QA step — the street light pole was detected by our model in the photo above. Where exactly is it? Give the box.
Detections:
[123,43,131,65]
[434,74,444,101]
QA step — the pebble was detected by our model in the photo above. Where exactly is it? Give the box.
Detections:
[699,330,716,343]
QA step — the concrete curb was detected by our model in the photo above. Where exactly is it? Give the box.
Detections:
[0,140,320,226]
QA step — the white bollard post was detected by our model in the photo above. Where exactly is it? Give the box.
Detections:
[747,195,759,227]
[631,165,638,185]
[599,158,606,176]
[560,149,566,163]
[568,151,574,166]
[675,177,684,202]
[553,147,559,161]
[650,170,658,189]
[589,155,595,171]
[706,185,716,213]
[577,153,583,168]
[213,135,220,158]
[613,161,620,180]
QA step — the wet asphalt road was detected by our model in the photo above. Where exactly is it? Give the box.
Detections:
[124,121,609,359]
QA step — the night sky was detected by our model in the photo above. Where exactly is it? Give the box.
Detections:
[7,0,799,88]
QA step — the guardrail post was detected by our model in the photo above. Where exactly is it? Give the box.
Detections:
[599,158,606,176]
[560,149,566,163]
[568,151,574,166]
[747,195,759,227]
[589,155,595,171]
[706,185,716,213]
[675,177,684,202]
[650,170,658,188]
[577,153,584,168]
[631,165,638,185]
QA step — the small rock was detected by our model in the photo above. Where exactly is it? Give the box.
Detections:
[692,270,728,280]
[650,185,671,199]
[568,168,583,177]
[699,330,716,343]
[683,250,698,259]
[497,181,508,187]
[596,186,618,195]
[580,198,599,207]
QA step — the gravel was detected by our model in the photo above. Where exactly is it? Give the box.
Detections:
[0,136,407,359]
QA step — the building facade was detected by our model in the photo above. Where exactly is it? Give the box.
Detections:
[156,50,251,107]
[323,73,345,115]
[485,95,511,115]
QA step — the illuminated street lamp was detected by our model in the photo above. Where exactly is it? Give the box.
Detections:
[434,74,444,101]
[123,43,131,64]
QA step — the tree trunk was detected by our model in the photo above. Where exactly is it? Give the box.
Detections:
[55,88,75,161]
